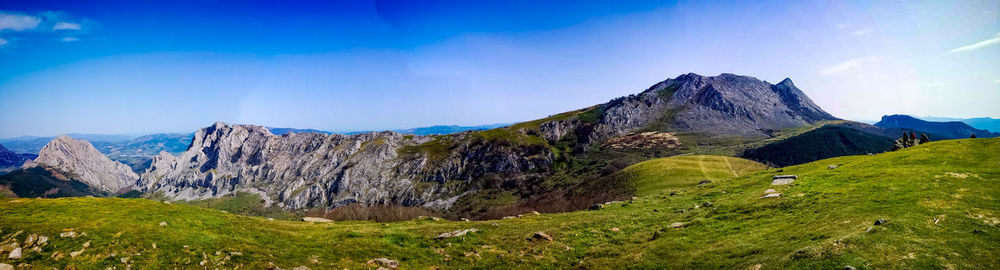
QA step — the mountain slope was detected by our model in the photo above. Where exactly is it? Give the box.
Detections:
[875,115,998,139]
[740,126,895,167]
[2,138,997,269]
[917,116,1000,133]
[23,136,139,193]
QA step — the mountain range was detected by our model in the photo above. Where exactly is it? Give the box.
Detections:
[875,114,999,139]
[916,116,1000,133]
[2,73,993,219]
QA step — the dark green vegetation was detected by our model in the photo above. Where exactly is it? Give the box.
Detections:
[1,138,997,269]
[0,167,106,198]
[740,126,895,167]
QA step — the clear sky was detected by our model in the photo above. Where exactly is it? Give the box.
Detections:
[0,0,997,137]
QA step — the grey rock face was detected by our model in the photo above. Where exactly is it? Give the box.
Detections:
[139,122,552,210]
[543,73,837,143]
[24,136,138,193]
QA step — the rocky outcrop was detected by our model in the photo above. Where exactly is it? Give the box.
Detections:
[22,136,138,193]
[138,122,553,210]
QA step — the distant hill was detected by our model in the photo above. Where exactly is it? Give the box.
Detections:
[917,116,1000,133]
[875,114,999,139]
[0,143,37,173]
[740,126,894,167]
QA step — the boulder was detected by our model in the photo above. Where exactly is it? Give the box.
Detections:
[7,247,20,259]
[36,235,48,246]
[302,217,333,223]
[670,222,684,229]
[367,258,399,269]
[24,234,37,247]
[0,263,12,270]
[771,175,797,185]
[435,228,479,239]
[532,232,553,241]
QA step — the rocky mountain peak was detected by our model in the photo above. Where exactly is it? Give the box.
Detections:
[26,135,138,193]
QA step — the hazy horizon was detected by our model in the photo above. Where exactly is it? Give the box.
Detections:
[2,0,998,137]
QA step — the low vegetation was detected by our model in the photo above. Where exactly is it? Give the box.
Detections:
[2,138,996,269]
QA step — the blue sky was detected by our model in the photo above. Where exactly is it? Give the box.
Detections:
[0,0,998,137]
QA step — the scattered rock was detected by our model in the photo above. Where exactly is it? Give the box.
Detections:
[828,165,838,169]
[7,247,21,259]
[302,217,332,223]
[874,219,887,225]
[367,258,399,269]
[589,204,605,210]
[771,175,797,185]
[70,249,84,258]
[698,179,712,185]
[59,231,77,238]
[610,227,620,232]
[843,266,856,270]
[266,217,275,221]
[502,216,516,219]
[36,235,48,246]
[764,189,777,194]
[865,226,874,232]
[461,218,471,222]
[291,266,310,270]
[670,222,685,229]
[532,232,553,241]
[0,243,17,253]
[0,263,12,270]
[530,211,541,215]
[761,193,781,198]
[23,234,37,247]
[435,228,479,239]
[490,222,499,226]
[159,221,168,226]
[702,201,713,207]
[152,243,157,249]
[82,241,91,248]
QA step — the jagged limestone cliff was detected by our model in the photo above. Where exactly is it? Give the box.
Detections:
[23,136,138,193]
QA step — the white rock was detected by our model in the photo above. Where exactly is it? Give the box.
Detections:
[7,247,21,259]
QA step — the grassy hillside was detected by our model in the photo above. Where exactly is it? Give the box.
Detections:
[1,138,998,269]
[621,155,768,196]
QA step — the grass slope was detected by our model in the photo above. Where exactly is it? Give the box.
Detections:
[622,155,768,196]
[1,138,998,269]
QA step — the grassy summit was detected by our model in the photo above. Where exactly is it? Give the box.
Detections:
[1,138,998,269]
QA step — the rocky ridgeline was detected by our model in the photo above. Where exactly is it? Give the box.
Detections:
[8,73,838,213]
[540,73,837,143]
[22,136,138,193]
[137,122,552,210]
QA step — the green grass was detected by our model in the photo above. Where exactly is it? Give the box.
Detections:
[622,155,768,196]
[1,138,998,269]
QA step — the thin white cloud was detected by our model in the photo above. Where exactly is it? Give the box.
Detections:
[852,28,873,35]
[61,36,78,42]
[0,37,8,47]
[836,23,848,30]
[950,32,1000,53]
[53,22,81,31]
[820,57,877,76]
[0,12,41,32]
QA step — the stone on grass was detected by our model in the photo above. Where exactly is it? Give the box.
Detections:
[843,266,856,270]
[771,175,797,185]
[82,241,91,248]
[7,247,21,259]
[24,234,37,247]
[70,249,84,258]
[828,165,838,169]
[764,189,777,194]
[368,257,399,269]
[610,227,620,232]
[532,232,553,241]
[59,231,77,238]
[874,219,888,225]
[761,193,781,198]
[0,263,12,270]
[159,221,168,226]
[589,204,605,210]
[670,222,684,229]
[291,266,310,270]
[36,235,48,246]
[698,179,712,185]
[436,228,479,239]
